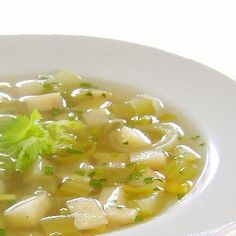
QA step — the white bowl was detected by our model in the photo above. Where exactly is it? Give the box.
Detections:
[0,35,235,236]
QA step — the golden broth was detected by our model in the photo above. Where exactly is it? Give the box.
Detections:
[0,71,205,236]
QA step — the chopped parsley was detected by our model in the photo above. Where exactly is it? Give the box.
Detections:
[80,82,97,88]
[199,142,205,147]
[85,91,93,96]
[153,186,162,191]
[90,178,106,188]
[144,177,164,184]
[43,165,55,176]
[88,171,96,177]
[0,228,6,236]
[177,193,186,200]
[101,92,107,98]
[59,208,70,215]
[67,147,84,154]
[73,108,84,115]
[122,141,129,145]
[179,167,186,175]
[42,81,58,92]
[74,170,86,176]
[129,171,143,180]
[135,215,144,222]
[51,107,61,116]
[191,135,200,140]
[116,205,123,209]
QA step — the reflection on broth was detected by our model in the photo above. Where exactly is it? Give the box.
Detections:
[0,71,205,235]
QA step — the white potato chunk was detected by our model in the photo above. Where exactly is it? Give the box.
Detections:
[130,150,167,170]
[110,126,151,152]
[71,88,112,99]
[99,187,125,209]
[128,167,165,188]
[53,70,81,87]
[105,206,138,225]
[16,80,43,96]
[82,108,110,126]
[4,192,51,228]
[21,92,63,112]
[66,198,108,230]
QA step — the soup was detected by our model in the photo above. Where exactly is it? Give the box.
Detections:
[0,71,205,235]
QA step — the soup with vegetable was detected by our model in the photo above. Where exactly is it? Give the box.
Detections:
[0,71,205,235]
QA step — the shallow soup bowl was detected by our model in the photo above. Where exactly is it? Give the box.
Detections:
[0,35,235,236]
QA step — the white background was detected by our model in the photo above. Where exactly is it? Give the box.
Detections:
[0,0,235,81]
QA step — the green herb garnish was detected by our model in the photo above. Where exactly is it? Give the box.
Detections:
[101,92,107,98]
[51,107,62,116]
[177,193,186,200]
[74,170,86,176]
[144,177,164,184]
[43,165,55,176]
[199,142,205,146]
[0,228,6,236]
[80,82,97,88]
[129,171,142,180]
[42,81,58,92]
[153,186,162,191]
[67,147,84,154]
[179,167,186,175]
[191,135,200,140]
[90,178,106,188]
[85,91,93,96]
[122,141,129,145]
[135,215,144,222]
[88,171,96,177]
[0,110,85,171]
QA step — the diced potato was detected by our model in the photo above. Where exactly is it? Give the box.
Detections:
[4,192,51,227]
[130,150,167,170]
[71,88,112,100]
[53,70,81,88]
[131,192,164,216]
[66,198,108,230]
[16,80,44,96]
[105,206,138,225]
[99,187,125,209]
[128,166,165,188]
[166,180,193,195]
[40,215,78,236]
[172,145,201,162]
[23,159,58,194]
[95,164,133,185]
[83,108,110,126]
[57,175,92,197]
[22,93,64,112]
[94,152,129,165]
[110,126,151,152]
[162,145,201,183]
